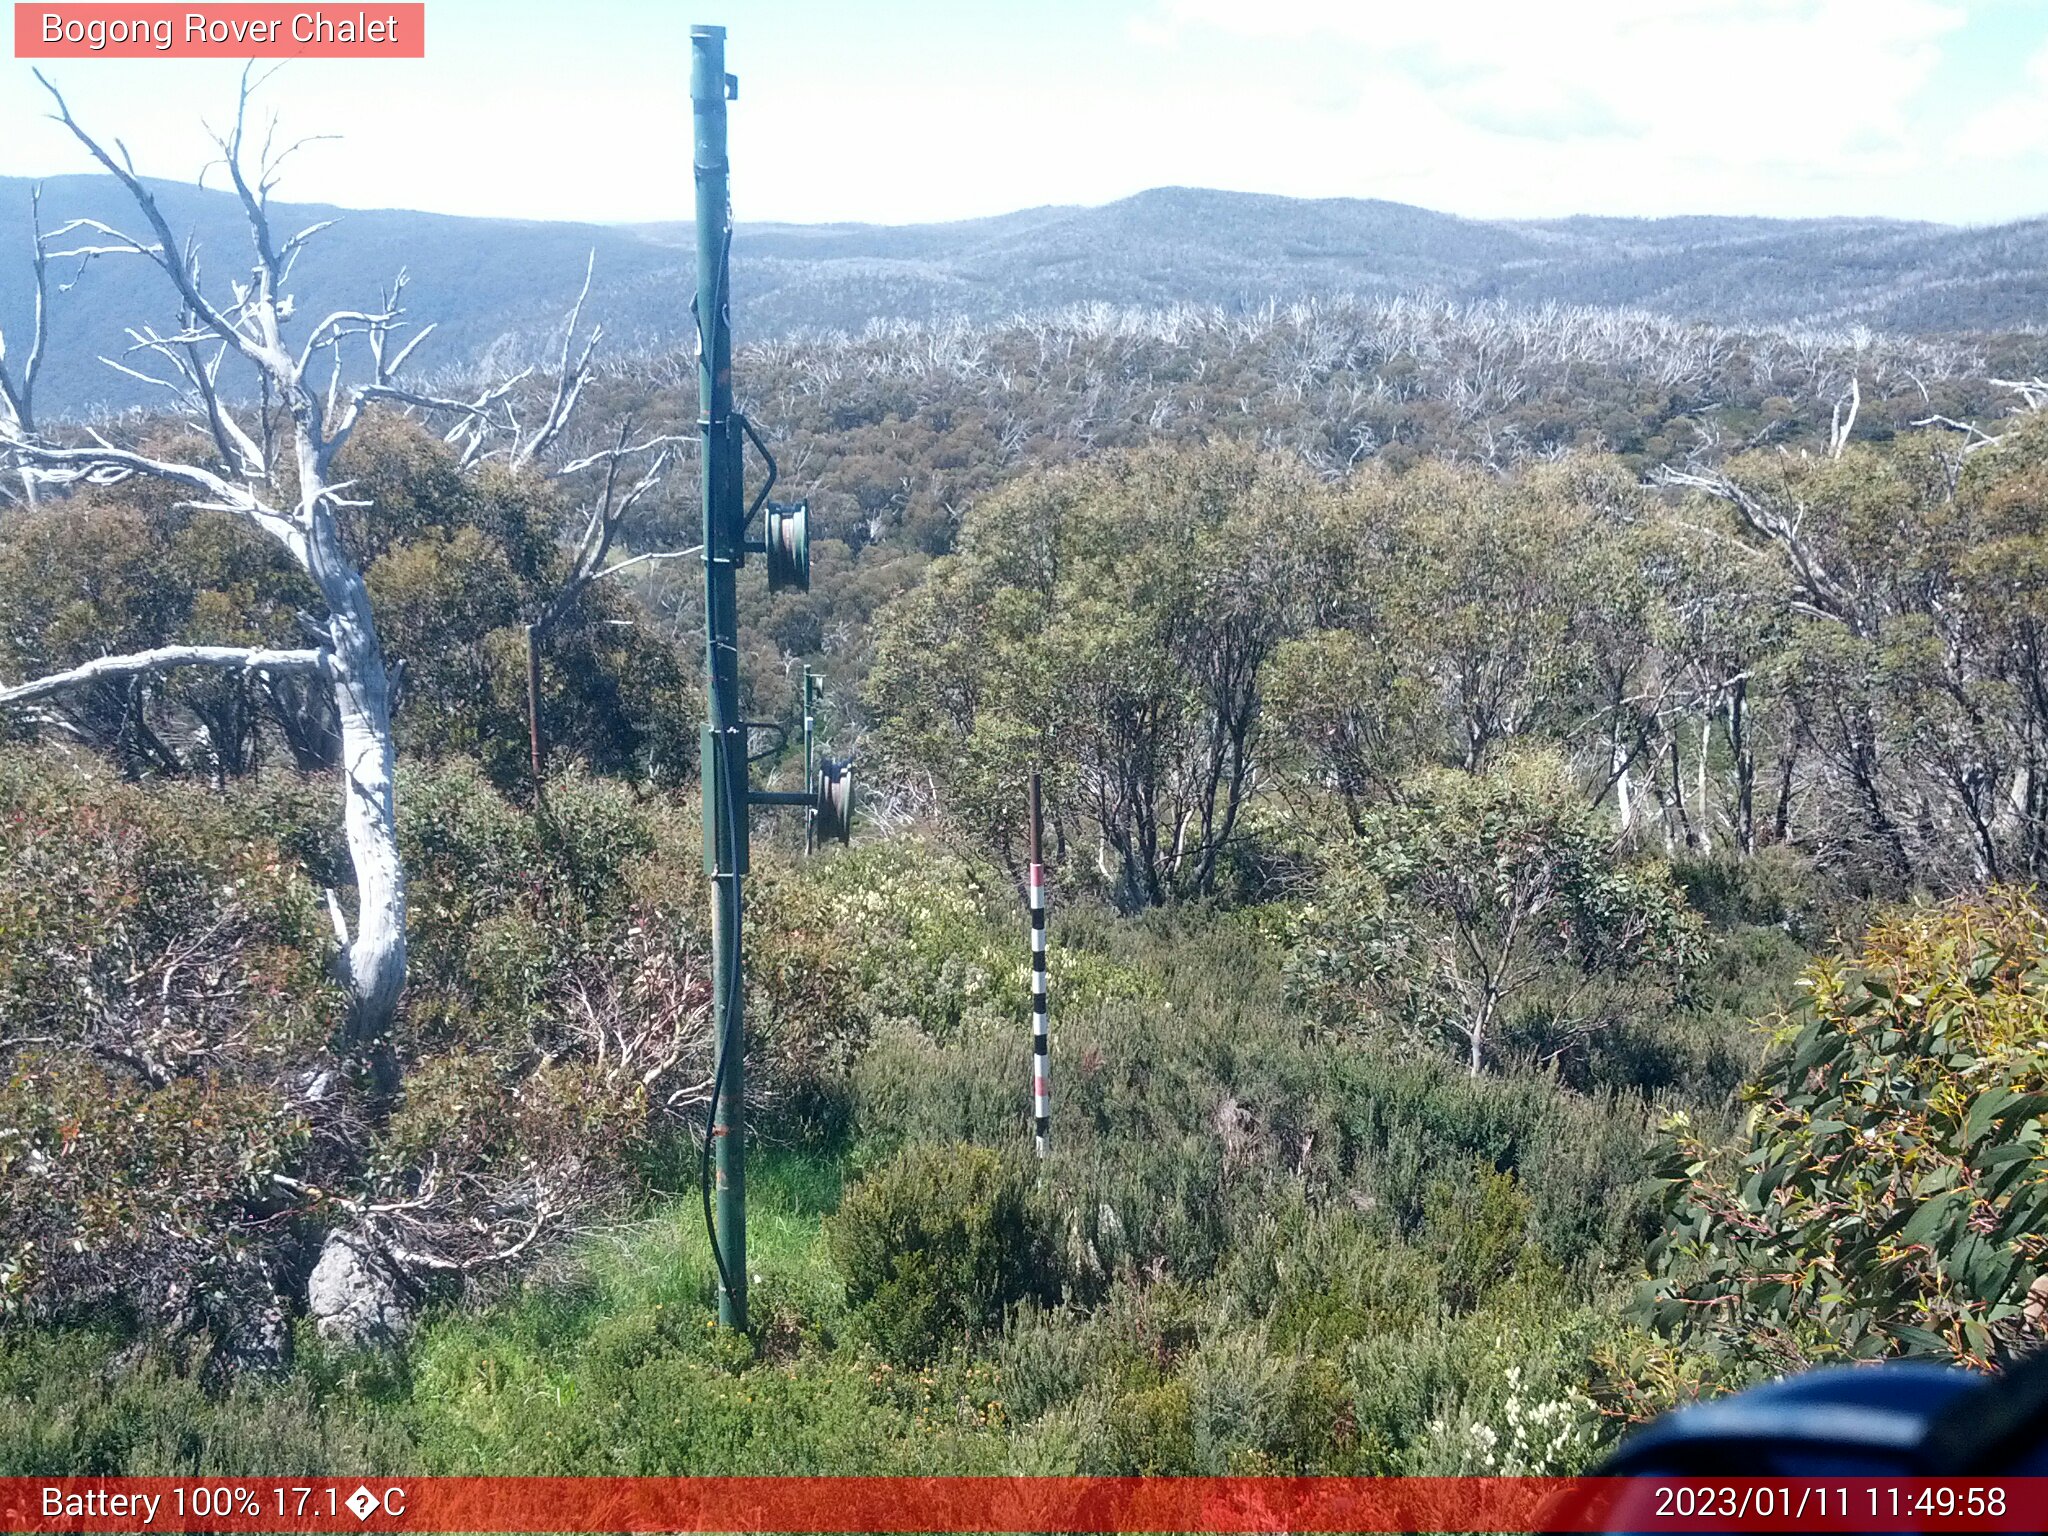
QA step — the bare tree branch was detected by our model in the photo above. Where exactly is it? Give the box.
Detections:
[1912,413,2003,452]
[0,186,49,438]
[0,644,323,708]
[536,424,682,631]
[1991,378,2048,413]
[511,249,600,472]
[1,435,306,550]
[1657,465,1861,630]
[35,70,288,379]
[586,545,703,584]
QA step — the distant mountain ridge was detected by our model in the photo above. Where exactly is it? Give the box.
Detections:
[2,177,2044,416]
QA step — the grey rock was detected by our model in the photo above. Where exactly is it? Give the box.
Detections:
[306,1230,411,1347]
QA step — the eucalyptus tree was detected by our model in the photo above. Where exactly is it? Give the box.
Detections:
[1662,429,2048,888]
[1290,752,1701,1076]
[869,443,1316,905]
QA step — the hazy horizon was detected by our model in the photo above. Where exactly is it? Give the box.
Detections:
[2,167,2037,235]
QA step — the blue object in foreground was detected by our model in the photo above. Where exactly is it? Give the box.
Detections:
[1601,1363,1983,1478]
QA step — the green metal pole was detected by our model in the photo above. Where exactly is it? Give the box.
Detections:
[693,22,746,1332]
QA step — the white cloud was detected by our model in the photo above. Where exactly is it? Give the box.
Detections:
[1136,0,1967,209]
[0,0,2036,227]
[1953,34,2048,160]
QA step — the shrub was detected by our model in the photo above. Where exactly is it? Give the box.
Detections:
[1216,1198,1437,1352]
[1101,1378,1196,1474]
[1345,1282,1617,1475]
[826,1143,1056,1365]
[1646,888,2048,1372]
[0,1326,413,1475]
[0,750,338,1335]
[1670,844,1836,940]
[1289,752,1702,1076]
[1422,1161,1535,1312]
[1325,1043,1658,1282]
[0,746,727,1346]
[360,762,721,1278]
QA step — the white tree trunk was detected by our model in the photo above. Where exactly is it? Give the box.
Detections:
[332,676,405,1030]
[304,486,406,1033]
[1695,711,1714,856]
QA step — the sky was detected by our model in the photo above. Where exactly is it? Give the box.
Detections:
[3,0,2048,228]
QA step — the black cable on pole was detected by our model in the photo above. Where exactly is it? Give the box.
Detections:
[695,206,743,1321]
[699,753,744,1314]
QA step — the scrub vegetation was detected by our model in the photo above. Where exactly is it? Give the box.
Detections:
[9,275,2048,1473]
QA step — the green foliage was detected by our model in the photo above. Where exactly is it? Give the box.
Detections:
[867,444,1318,907]
[1646,888,2048,1372]
[0,808,1667,1478]
[1671,846,1838,941]
[1422,1161,1536,1312]
[0,455,310,778]
[827,1143,1056,1366]
[1290,752,1702,1075]
[748,843,1151,1142]
[0,747,731,1340]
[0,1326,413,1475]
[756,842,1009,1044]
[1342,1288,1611,1475]
[1323,1044,1660,1282]
[347,413,698,791]
[1265,627,1428,826]
[0,414,696,790]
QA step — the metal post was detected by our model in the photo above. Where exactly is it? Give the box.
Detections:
[1028,771,1049,1158]
[803,667,817,856]
[693,22,746,1332]
[524,622,544,796]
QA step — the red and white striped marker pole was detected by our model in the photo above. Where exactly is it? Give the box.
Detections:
[1027,770,1050,1159]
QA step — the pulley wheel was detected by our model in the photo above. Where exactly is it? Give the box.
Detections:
[765,499,810,594]
[814,757,853,844]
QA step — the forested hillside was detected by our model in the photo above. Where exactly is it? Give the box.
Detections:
[10,151,2048,1476]
[8,172,2048,416]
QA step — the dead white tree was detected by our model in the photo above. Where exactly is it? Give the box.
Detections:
[1828,375,1861,459]
[0,185,50,506]
[0,71,420,1037]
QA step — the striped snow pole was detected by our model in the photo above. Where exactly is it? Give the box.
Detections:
[1028,771,1050,1158]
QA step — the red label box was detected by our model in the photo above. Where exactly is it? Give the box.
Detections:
[13,4,425,57]
[5,1477,2048,1533]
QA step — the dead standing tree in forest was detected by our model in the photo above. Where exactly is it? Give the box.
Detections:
[0,73,686,1038]
[362,258,686,786]
[0,72,415,1038]
[0,78,703,1331]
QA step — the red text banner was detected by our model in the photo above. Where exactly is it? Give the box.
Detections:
[14,5,425,58]
[2,1477,2047,1533]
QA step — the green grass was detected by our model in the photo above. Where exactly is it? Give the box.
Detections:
[1,1141,1013,1477]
